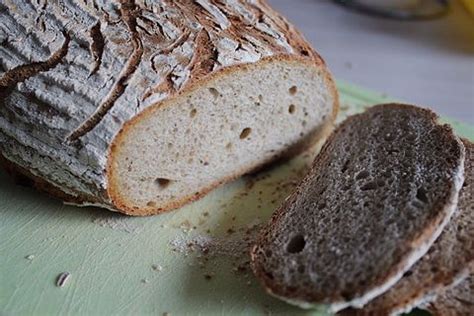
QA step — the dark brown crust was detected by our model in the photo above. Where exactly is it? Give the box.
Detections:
[107,55,339,216]
[250,103,465,307]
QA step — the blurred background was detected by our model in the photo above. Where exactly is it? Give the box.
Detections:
[269,0,474,124]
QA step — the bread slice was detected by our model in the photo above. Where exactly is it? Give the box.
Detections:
[250,103,465,312]
[108,58,337,215]
[342,139,474,315]
[427,275,474,316]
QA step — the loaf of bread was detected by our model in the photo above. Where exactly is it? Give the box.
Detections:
[0,1,337,215]
[251,104,465,312]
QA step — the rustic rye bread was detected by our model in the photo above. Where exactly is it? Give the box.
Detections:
[427,275,474,316]
[343,139,474,315]
[0,1,337,215]
[251,103,465,312]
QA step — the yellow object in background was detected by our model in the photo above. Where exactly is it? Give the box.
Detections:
[460,0,474,16]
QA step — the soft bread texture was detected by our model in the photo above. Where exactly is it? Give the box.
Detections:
[251,104,465,312]
[427,275,474,316]
[0,1,338,215]
[108,58,336,215]
[343,139,474,315]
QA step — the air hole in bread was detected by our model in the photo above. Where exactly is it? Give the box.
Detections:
[240,128,252,139]
[190,108,197,118]
[209,87,219,98]
[289,86,298,95]
[341,160,350,173]
[297,265,305,273]
[341,290,353,300]
[387,148,399,155]
[147,201,156,207]
[258,94,263,102]
[155,178,171,189]
[287,234,306,253]
[287,286,297,293]
[288,104,296,114]
[416,187,429,204]
[265,249,272,257]
[386,217,396,225]
[384,133,396,141]
[411,199,424,209]
[264,270,274,280]
[406,133,416,142]
[356,170,369,180]
[360,181,377,191]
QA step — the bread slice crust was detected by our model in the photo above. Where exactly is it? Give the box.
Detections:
[251,103,465,312]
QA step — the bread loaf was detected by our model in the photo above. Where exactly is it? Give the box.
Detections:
[251,104,465,312]
[0,0,337,215]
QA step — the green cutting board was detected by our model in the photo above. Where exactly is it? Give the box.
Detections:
[1,82,473,316]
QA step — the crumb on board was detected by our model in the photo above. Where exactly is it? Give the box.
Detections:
[25,254,35,260]
[169,219,263,276]
[56,272,70,287]
[340,104,350,111]
[92,215,142,234]
[141,278,149,284]
[166,162,308,280]
[152,264,163,272]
